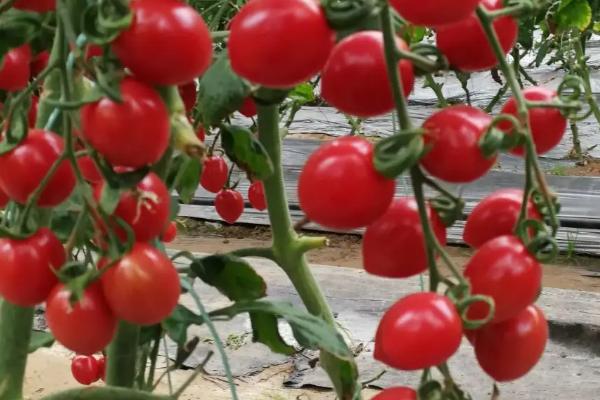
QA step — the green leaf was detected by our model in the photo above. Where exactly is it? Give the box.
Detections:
[405,25,427,44]
[249,312,296,356]
[221,125,274,180]
[0,9,42,59]
[288,83,315,104]
[173,156,202,204]
[28,331,54,353]
[518,17,535,50]
[164,305,205,345]
[169,196,180,221]
[556,0,592,31]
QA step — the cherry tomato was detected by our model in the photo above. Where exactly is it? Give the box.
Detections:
[420,105,495,183]
[28,95,38,127]
[178,81,197,114]
[101,243,180,325]
[500,87,567,156]
[30,51,49,78]
[97,356,106,382]
[200,156,228,193]
[162,221,177,243]
[196,126,206,142]
[321,31,414,118]
[13,0,55,12]
[463,189,542,248]
[464,235,541,323]
[78,156,103,184]
[46,284,117,355]
[0,187,8,208]
[363,197,446,278]
[374,292,462,370]
[215,189,244,224]
[372,387,417,400]
[298,137,395,230]
[248,181,267,211]
[85,44,103,60]
[436,0,518,72]
[0,45,32,92]
[0,129,76,206]
[229,0,335,88]
[390,0,480,27]
[81,77,170,168]
[238,97,258,118]
[112,0,213,86]
[475,305,548,381]
[71,355,100,385]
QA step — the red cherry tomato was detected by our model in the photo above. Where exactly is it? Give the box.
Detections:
[196,126,206,142]
[238,97,257,118]
[178,81,197,114]
[463,189,542,248]
[13,0,55,12]
[112,0,213,86]
[229,0,335,88]
[372,387,417,400]
[46,284,117,355]
[420,105,495,183]
[101,243,180,325]
[0,129,75,206]
[97,356,106,382]
[215,189,244,224]
[475,305,548,382]
[30,51,50,78]
[500,87,567,156]
[390,0,480,27]
[200,156,228,193]
[436,0,518,72]
[78,156,103,184]
[162,221,177,243]
[321,31,414,118]
[71,355,100,385]
[0,187,8,208]
[374,292,462,370]
[363,197,446,278]
[0,45,32,92]
[298,137,395,230]
[85,44,103,60]
[248,181,267,211]
[28,95,38,127]
[81,77,170,168]
[464,235,541,323]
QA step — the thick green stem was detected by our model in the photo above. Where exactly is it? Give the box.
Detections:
[106,322,140,388]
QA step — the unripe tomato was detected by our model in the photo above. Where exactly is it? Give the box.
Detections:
[101,243,180,325]
[238,97,257,118]
[0,45,32,92]
[200,156,228,193]
[464,235,541,323]
[30,51,50,78]
[390,0,480,27]
[229,0,335,88]
[372,387,417,400]
[178,81,197,115]
[71,355,100,385]
[28,95,38,127]
[321,31,414,118]
[215,189,244,224]
[0,129,76,207]
[475,305,548,381]
[112,0,213,86]
[248,181,267,211]
[46,284,117,355]
[78,156,103,184]
[13,0,55,12]
[500,87,567,156]
[80,77,170,169]
[298,137,395,230]
[436,0,518,72]
[374,292,462,370]
[420,105,495,183]
[363,197,446,278]
[162,221,177,243]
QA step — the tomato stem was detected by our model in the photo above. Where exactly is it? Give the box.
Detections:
[105,321,140,388]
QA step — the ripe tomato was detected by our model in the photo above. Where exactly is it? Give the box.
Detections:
[0,129,75,206]
[28,95,39,127]
[248,181,267,211]
[436,0,518,72]
[101,243,180,325]
[298,137,395,230]
[0,187,8,208]
[97,356,106,382]
[228,0,335,88]
[196,126,206,142]
[420,105,495,183]
[475,305,548,381]
[178,81,197,114]
[464,189,542,248]
[78,156,103,184]
[80,77,170,168]
[46,284,117,355]
[363,197,446,278]
[200,156,228,193]
[372,387,417,400]
[71,355,100,385]
[30,51,49,78]
[464,235,541,323]
[321,31,414,118]
[374,292,462,370]
[500,87,567,156]
[162,221,177,243]
[112,0,213,86]
[0,45,32,92]
[390,0,480,27]
[238,97,257,118]
[13,0,55,12]
[215,189,244,224]
[85,44,103,60]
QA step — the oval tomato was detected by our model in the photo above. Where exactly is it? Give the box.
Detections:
[298,137,395,230]
[436,0,518,72]
[372,387,417,400]
[391,0,480,27]
[162,221,177,243]
[78,156,103,184]
[200,156,228,193]
[248,181,267,211]
[80,77,170,168]
[178,81,197,115]
[321,31,414,118]
[215,189,244,224]
[30,51,49,78]
[13,0,55,12]
[0,45,31,92]
[239,97,257,118]
[229,0,335,88]
[374,292,462,370]
[101,243,180,325]
[363,197,446,278]
[85,44,103,60]
[71,355,100,385]
[420,105,495,183]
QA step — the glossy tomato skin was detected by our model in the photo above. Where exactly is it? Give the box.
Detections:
[78,156,103,184]
[391,0,480,27]
[363,197,446,278]
[178,81,197,115]
[80,77,170,168]
[215,189,244,224]
[46,284,117,355]
[229,0,335,88]
[31,51,50,78]
[321,31,414,118]
[420,105,495,183]
[13,0,55,12]
[436,0,518,72]
[475,305,548,381]
[239,97,257,118]
[464,188,542,248]
[464,235,541,323]
[101,243,181,325]
[374,292,462,370]
[97,356,106,381]
[0,129,75,206]
[71,355,100,385]
[0,45,32,92]
[113,0,212,85]
[298,137,395,230]
[162,221,177,243]
[372,387,417,400]
[200,156,228,193]
[501,87,567,156]
[248,181,267,211]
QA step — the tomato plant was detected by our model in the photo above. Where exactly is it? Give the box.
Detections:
[71,355,100,385]
[215,189,244,224]
[0,45,31,92]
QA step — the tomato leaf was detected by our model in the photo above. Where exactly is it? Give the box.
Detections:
[249,312,296,356]
[164,305,205,345]
[0,9,42,59]
[28,331,55,353]
[172,155,202,204]
[288,83,315,104]
[221,125,274,180]
[82,0,132,45]
[555,0,592,31]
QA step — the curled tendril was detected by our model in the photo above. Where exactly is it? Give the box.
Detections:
[430,195,465,227]
[409,43,449,70]
[557,74,592,121]
[321,0,375,30]
[373,128,425,179]
[531,188,561,220]
[479,114,525,157]
[457,295,496,330]
[517,219,559,262]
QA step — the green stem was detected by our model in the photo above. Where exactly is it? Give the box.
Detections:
[106,322,140,388]
[424,74,448,108]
